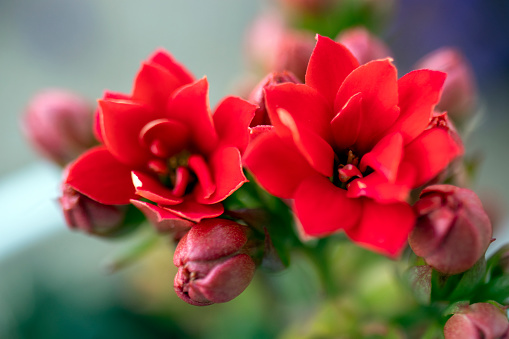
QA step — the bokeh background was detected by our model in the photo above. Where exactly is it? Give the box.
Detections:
[1,0,508,338]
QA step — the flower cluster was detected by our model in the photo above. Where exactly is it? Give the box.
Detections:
[22,9,506,335]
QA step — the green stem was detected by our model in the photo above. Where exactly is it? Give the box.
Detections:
[303,241,339,298]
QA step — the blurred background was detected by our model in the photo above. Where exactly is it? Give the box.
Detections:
[1,0,508,338]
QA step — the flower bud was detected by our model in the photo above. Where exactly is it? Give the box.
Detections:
[409,185,492,275]
[336,27,392,65]
[248,71,301,126]
[415,48,477,121]
[245,13,314,81]
[22,89,96,166]
[60,183,129,237]
[173,218,260,306]
[444,302,509,339]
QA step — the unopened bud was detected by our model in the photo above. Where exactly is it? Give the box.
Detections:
[22,89,96,165]
[409,185,492,275]
[173,219,260,306]
[415,48,477,121]
[444,302,509,339]
[60,184,129,237]
[245,13,314,81]
[336,27,392,65]
[248,71,301,126]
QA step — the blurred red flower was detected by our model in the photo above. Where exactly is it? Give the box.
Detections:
[244,35,463,257]
[65,50,256,223]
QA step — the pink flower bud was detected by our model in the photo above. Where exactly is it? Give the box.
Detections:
[22,89,96,165]
[415,48,477,120]
[248,71,301,126]
[336,27,392,65]
[173,219,259,306]
[409,185,492,275]
[444,302,509,339]
[245,13,314,81]
[60,184,129,237]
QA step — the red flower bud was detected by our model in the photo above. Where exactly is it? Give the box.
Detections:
[444,302,509,339]
[173,219,259,306]
[415,48,477,120]
[22,89,96,165]
[336,27,392,65]
[60,183,129,237]
[409,185,492,275]
[248,71,301,126]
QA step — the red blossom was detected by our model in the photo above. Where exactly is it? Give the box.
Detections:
[64,49,256,224]
[244,35,463,257]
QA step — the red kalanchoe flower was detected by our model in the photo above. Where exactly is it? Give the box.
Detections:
[64,50,256,224]
[244,35,463,257]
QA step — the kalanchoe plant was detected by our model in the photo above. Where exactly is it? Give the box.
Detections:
[21,6,509,335]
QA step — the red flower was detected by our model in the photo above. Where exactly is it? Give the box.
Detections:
[65,49,256,224]
[244,35,463,257]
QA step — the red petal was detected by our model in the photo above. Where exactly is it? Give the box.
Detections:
[132,62,185,109]
[330,92,363,151]
[213,96,256,154]
[386,70,446,144]
[172,167,191,197]
[94,91,130,143]
[131,171,184,205]
[346,172,411,203]
[305,35,359,105]
[360,132,403,182]
[345,199,415,258]
[162,198,224,223]
[265,83,333,143]
[99,99,158,167]
[147,49,195,85]
[275,108,334,177]
[188,154,216,201]
[402,128,463,187]
[131,199,193,233]
[199,147,247,204]
[334,59,399,153]
[249,125,273,143]
[167,78,218,154]
[139,118,190,158]
[243,130,317,199]
[65,146,137,205]
[294,175,362,236]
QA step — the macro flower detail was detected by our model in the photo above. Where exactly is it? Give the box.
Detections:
[244,35,463,257]
[64,49,256,224]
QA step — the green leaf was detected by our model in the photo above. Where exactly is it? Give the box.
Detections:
[448,256,486,301]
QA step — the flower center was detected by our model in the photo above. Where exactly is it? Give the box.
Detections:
[147,150,197,196]
[331,149,367,189]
